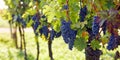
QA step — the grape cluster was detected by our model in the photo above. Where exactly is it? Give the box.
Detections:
[16,16,26,28]
[107,34,119,50]
[61,20,77,50]
[39,26,49,38]
[102,20,107,35]
[79,5,87,22]
[32,22,40,35]
[85,46,102,60]
[92,16,100,36]
[32,14,40,36]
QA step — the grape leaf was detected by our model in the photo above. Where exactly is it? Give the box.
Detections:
[74,37,87,51]
[90,40,101,50]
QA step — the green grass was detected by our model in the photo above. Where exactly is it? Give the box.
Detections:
[0,32,120,60]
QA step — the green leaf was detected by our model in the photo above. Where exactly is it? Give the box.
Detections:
[52,20,61,32]
[27,19,33,27]
[74,37,87,51]
[90,40,101,50]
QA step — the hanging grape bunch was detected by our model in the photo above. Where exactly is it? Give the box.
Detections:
[79,5,87,22]
[61,20,77,50]
[107,34,119,50]
[32,13,40,36]
[92,16,100,36]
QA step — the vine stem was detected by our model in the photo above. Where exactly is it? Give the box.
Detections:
[66,0,70,21]
[35,1,40,60]
[22,27,28,60]
[48,39,54,60]
[19,26,23,50]
[35,36,40,60]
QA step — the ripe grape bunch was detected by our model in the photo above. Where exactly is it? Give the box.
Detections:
[79,5,87,22]
[39,26,49,38]
[92,16,100,36]
[32,14,40,35]
[61,20,77,50]
[107,34,119,50]
[16,15,26,28]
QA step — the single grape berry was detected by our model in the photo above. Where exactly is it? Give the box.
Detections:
[63,5,68,10]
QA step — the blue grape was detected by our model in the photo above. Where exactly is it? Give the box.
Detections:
[49,29,56,40]
[39,26,49,38]
[16,16,26,28]
[32,22,40,35]
[32,14,39,22]
[107,34,118,50]
[32,14,40,35]
[32,14,37,21]
[92,16,100,36]
[79,5,87,22]
[63,5,68,10]
[61,20,71,43]
[68,30,77,50]
[55,31,61,38]
[61,20,77,50]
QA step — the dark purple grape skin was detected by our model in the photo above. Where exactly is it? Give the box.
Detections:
[31,14,40,35]
[32,14,37,21]
[55,31,61,38]
[16,16,26,28]
[40,26,49,38]
[79,5,87,22]
[107,34,118,50]
[92,16,100,36]
[32,22,40,36]
[61,20,77,50]
[63,5,68,10]
[49,29,56,40]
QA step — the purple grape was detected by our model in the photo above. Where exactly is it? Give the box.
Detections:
[92,16,100,36]
[16,16,26,28]
[55,31,61,38]
[49,29,56,40]
[39,26,49,38]
[61,20,77,50]
[107,34,118,50]
[63,5,68,10]
[32,22,40,35]
[79,5,87,22]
